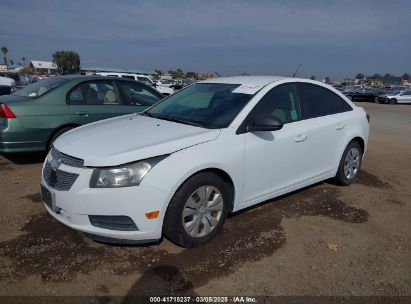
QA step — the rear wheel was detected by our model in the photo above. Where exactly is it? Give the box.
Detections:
[163,172,230,248]
[334,141,363,186]
[47,126,75,151]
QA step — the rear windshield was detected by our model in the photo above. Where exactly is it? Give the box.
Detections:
[12,78,69,98]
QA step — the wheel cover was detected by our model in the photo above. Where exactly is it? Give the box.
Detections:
[182,186,224,238]
[343,147,360,180]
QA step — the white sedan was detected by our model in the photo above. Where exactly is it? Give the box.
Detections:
[41,76,369,247]
[376,90,411,104]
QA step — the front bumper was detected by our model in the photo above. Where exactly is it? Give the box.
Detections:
[40,155,170,243]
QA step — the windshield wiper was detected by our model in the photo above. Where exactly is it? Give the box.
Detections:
[145,113,204,128]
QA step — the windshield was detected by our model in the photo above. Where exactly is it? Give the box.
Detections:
[12,78,69,98]
[144,83,253,129]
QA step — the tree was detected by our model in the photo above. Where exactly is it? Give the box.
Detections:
[52,51,80,74]
[185,71,198,79]
[309,75,316,80]
[9,59,14,66]
[1,47,8,67]
[372,73,382,79]
[384,73,392,78]
[324,76,331,83]
[355,73,365,79]
[22,57,26,66]
[18,66,35,74]
[168,68,184,79]
[402,73,410,80]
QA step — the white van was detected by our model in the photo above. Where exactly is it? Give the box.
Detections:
[95,72,174,96]
[0,76,16,95]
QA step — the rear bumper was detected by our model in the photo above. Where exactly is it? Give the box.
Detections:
[0,119,48,152]
[0,139,45,153]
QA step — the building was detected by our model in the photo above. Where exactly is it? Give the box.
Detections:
[80,66,156,77]
[355,74,411,87]
[30,60,57,74]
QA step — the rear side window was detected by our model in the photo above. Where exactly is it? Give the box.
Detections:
[68,81,121,105]
[122,75,135,80]
[252,83,301,124]
[298,83,352,119]
[117,81,161,106]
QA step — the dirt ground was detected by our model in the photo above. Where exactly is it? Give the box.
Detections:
[0,102,410,298]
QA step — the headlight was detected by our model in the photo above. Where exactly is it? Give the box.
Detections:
[89,155,168,188]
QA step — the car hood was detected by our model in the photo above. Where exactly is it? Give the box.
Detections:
[54,114,221,167]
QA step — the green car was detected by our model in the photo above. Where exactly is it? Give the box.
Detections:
[0,75,163,153]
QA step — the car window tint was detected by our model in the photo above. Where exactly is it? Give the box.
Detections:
[252,83,301,124]
[298,83,351,119]
[401,91,411,96]
[68,81,121,105]
[117,81,161,106]
[137,77,153,86]
[122,75,135,80]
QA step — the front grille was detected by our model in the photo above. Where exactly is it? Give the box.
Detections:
[51,147,84,168]
[43,161,79,191]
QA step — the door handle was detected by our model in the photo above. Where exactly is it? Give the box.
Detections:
[336,123,345,130]
[294,134,308,142]
[75,111,89,117]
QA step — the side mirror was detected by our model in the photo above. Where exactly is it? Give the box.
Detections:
[248,114,283,132]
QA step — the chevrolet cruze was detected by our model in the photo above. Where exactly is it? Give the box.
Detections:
[41,76,369,247]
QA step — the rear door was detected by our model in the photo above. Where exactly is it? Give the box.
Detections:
[296,83,354,177]
[398,91,411,103]
[67,80,131,125]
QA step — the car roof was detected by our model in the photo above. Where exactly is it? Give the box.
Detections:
[52,75,137,81]
[199,76,288,87]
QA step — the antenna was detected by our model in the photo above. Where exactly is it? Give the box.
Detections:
[292,64,302,77]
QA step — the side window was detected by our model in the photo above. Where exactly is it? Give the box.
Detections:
[122,75,135,80]
[298,83,352,119]
[68,81,120,105]
[117,81,161,106]
[401,91,411,96]
[137,77,153,86]
[252,83,301,124]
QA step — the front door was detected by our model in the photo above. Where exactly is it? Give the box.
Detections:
[67,80,131,126]
[242,83,313,204]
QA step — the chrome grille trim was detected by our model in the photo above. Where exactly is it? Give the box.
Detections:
[51,147,84,168]
[43,161,79,191]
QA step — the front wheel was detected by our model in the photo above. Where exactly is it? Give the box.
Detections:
[389,98,397,104]
[47,126,75,151]
[163,172,230,248]
[334,141,363,186]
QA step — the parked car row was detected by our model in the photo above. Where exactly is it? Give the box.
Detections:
[0,76,163,153]
[0,72,36,89]
[337,86,411,104]
[94,72,175,96]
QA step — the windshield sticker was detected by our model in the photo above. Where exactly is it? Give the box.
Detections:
[232,84,263,95]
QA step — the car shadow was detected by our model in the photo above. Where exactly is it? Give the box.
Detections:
[0,152,47,165]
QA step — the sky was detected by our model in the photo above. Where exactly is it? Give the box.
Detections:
[0,0,410,80]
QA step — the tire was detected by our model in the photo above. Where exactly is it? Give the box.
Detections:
[389,98,397,105]
[47,126,75,151]
[334,141,363,186]
[163,172,231,248]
